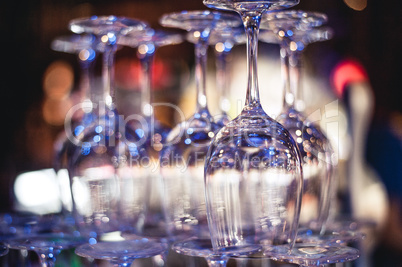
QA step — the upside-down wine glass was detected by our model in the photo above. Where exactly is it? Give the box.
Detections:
[203,0,303,259]
[260,10,334,236]
[75,238,167,267]
[159,10,242,240]
[118,29,184,267]
[51,34,100,218]
[260,11,359,266]
[290,26,365,245]
[67,15,150,239]
[260,11,364,246]
[51,34,98,169]
[119,30,184,240]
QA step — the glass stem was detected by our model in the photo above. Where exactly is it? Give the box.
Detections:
[102,42,117,109]
[78,54,96,103]
[242,14,262,111]
[215,49,231,114]
[138,48,154,120]
[279,42,293,110]
[194,29,211,114]
[289,50,304,112]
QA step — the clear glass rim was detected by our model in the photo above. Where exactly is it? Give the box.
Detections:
[159,10,242,31]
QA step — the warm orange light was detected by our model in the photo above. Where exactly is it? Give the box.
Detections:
[42,61,74,100]
[343,0,367,11]
[42,97,73,126]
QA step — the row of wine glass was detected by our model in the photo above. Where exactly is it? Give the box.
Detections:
[2,2,362,266]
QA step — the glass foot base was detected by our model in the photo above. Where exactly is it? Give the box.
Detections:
[264,243,359,266]
[173,238,261,259]
[75,238,167,262]
[296,227,365,245]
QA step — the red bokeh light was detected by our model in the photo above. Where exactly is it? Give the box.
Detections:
[331,59,369,97]
[114,57,173,91]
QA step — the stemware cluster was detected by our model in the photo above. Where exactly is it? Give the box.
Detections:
[2,1,365,267]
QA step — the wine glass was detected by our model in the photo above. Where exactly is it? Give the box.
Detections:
[158,10,242,239]
[172,238,260,267]
[51,34,100,217]
[258,11,360,266]
[67,15,150,238]
[260,10,332,235]
[50,34,98,136]
[203,0,303,256]
[6,232,87,267]
[260,11,363,245]
[75,238,167,267]
[118,29,184,266]
[118,29,184,240]
[51,34,99,160]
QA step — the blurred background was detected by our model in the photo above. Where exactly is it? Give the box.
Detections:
[0,0,401,266]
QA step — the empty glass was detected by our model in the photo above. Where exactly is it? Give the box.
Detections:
[261,10,333,235]
[51,34,98,171]
[118,29,184,240]
[203,0,302,256]
[67,15,150,237]
[159,10,242,239]
[260,11,361,266]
